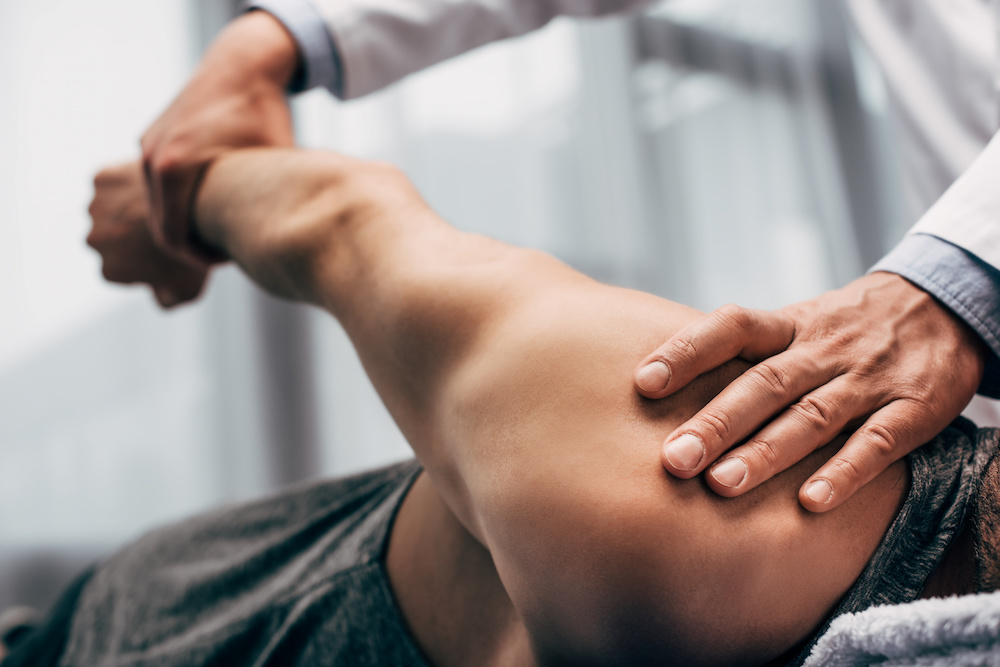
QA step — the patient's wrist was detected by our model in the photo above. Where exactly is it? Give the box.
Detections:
[189,161,226,256]
[190,150,394,302]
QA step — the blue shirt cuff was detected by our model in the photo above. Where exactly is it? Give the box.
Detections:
[871,233,1000,398]
[243,0,343,95]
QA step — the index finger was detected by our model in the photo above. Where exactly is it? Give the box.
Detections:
[634,304,796,399]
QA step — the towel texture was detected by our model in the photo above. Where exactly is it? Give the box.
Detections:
[789,421,997,664]
[803,591,1000,666]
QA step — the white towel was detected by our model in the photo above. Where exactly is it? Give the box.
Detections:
[804,591,1000,666]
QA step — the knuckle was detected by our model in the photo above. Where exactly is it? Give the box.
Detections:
[791,394,835,431]
[93,168,112,188]
[716,303,755,332]
[906,381,937,407]
[85,230,101,249]
[100,263,121,282]
[745,437,781,469]
[747,361,791,396]
[698,410,735,444]
[859,423,898,459]
[852,354,886,379]
[666,335,700,367]
[828,455,865,486]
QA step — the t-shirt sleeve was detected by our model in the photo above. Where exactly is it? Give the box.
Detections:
[909,130,1000,272]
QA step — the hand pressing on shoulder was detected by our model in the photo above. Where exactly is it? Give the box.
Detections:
[634,273,987,512]
[140,10,298,267]
[87,161,212,308]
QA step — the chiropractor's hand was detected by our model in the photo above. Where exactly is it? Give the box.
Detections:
[635,272,986,512]
[140,10,297,266]
[88,161,210,308]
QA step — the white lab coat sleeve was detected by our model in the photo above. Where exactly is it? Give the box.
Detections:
[909,130,1000,273]
[301,0,654,99]
[872,130,1000,397]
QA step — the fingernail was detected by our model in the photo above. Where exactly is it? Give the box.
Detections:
[711,457,747,488]
[637,361,670,392]
[804,479,833,504]
[664,434,705,472]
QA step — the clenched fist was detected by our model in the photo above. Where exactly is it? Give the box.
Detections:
[87,161,211,308]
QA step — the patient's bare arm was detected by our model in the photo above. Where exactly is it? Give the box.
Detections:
[190,151,634,546]
[90,150,910,665]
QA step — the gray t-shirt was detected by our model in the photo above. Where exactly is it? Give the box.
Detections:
[60,460,430,666]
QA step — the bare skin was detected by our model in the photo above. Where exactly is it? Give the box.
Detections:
[90,152,961,666]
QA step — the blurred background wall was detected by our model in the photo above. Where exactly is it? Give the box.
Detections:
[0,0,992,611]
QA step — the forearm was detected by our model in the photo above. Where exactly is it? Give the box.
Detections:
[194,150,425,304]
[192,149,523,474]
[193,149,355,303]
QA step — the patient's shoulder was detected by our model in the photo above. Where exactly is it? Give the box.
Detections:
[437,280,909,665]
